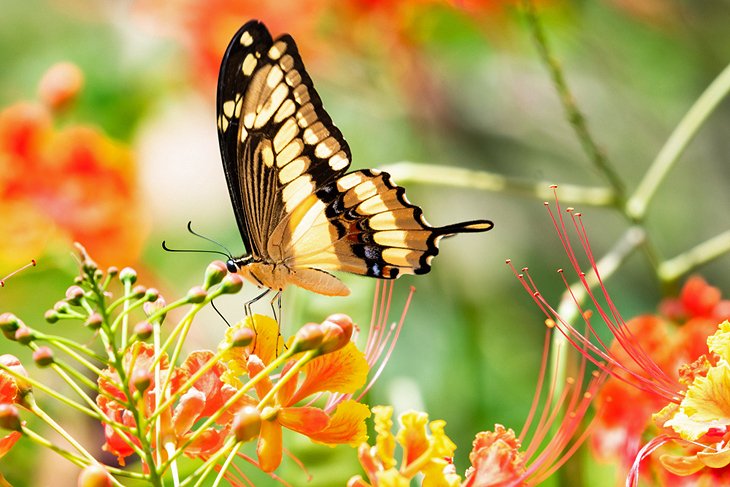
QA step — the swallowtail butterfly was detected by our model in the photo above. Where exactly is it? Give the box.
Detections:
[217,20,493,297]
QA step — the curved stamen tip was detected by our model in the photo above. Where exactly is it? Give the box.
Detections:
[31,260,37,266]
[518,274,524,279]
[579,271,586,277]
[521,267,528,272]
[549,184,558,189]
[583,392,593,400]
[566,207,574,212]
[591,370,600,378]
[582,310,593,319]
[575,212,582,217]
[533,291,541,297]
[566,377,576,385]
[543,201,550,206]
[545,318,556,328]
[505,258,511,264]
[557,268,564,273]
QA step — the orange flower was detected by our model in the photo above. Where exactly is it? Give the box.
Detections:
[0,66,146,269]
[96,343,242,465]
[518,199,730,485]
[234,315,370,472]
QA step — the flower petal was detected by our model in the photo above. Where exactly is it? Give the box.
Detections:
[396,411,430,467]
[257,419,283,472]
[307,400,370,446]
[0,431,21,459]
[288,342,368,406]
[373,405,396,469]
[278,406,329,435]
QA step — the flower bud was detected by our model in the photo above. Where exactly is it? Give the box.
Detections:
[54,301,71,313]
[0,313,20,333]
[144,288,159,302]
[220,274,244,295]
[186,286,207,304]
[14,327,34,345]
[65,285,85,306]
[143,297,166,317]
[131,369,151,393]
[0,355,32,396]
[73,276,83,285]
[232,406,262,443]
[134,321,153,340]
[230,327,256,347]
[33,347,54,367]
[0,404,21,432]
[93,269,104,282]
[319,315,354,354]
[131,285,147,299]
[84,313,103,331]
[204,261,228,288]
[119,267,137,285]
[77,464,112,487]
[106,266,119,278]
[290,323,324,353]
[44,310,59,324]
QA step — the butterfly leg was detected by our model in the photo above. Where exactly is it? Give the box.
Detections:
[269,291,284,351]
[244,288,270,318]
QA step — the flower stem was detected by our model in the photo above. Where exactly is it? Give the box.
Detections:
[627,62,730,220]
[211,441,242,487]
[379,162,616,206]
[521,0,625,203]
[658,229,730,284]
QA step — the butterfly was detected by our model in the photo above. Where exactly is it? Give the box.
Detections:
[216,20,493,298]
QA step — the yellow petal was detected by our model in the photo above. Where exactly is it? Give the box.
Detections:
[707,320,730,363]
[396,411,430,467]
[698,447,730,468]
[373,405,397,470]
[307,400,370,446]
[287,342,368,405]
[659,453,705,476]
[375,468,410,487]
[665,364,730,441]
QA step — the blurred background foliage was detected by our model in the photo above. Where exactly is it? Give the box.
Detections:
[1,0,730,485]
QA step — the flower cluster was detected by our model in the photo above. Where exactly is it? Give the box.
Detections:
[0,244,410,485]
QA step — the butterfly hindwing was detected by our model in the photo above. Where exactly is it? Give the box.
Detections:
[281,169,493,279]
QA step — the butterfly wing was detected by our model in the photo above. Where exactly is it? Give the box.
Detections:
[216,20,351,259]
[273,169,493,280]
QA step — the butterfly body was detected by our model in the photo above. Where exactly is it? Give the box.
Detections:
[218,20,493,297]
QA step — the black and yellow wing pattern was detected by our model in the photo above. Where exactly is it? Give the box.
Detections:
[217,20,493,296]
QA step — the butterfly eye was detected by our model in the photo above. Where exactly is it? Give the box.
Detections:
[226,260,239,273]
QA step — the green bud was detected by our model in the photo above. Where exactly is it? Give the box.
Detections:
[119,267,137,285]
[186,286,207,304]
[220,274,244,295]
[32,347,54,367]
[204,261,228,288]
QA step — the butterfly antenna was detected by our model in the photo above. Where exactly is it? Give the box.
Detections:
[210,299,232,327]
[161,241,231,259]
[186,221,234,257]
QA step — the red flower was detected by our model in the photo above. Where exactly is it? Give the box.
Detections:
[0,355,30,458]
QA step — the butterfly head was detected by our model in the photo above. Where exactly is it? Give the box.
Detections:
[227,255,254,274]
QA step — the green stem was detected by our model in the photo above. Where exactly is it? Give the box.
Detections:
[627,62,730,220]
[257,349,317,409]
[211,441,242,487]
[522,0,625,202]
[379,162,616,206]
[659,229,730,284]
[34,333,106,363]
[28,399,97,464]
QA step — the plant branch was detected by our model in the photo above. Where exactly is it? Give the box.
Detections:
[659,230,730,284]
[627,62,730,220]
[521,0,625,203]
[379,162,616,206]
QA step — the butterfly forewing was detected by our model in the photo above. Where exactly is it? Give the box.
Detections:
[217,20,352,261]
